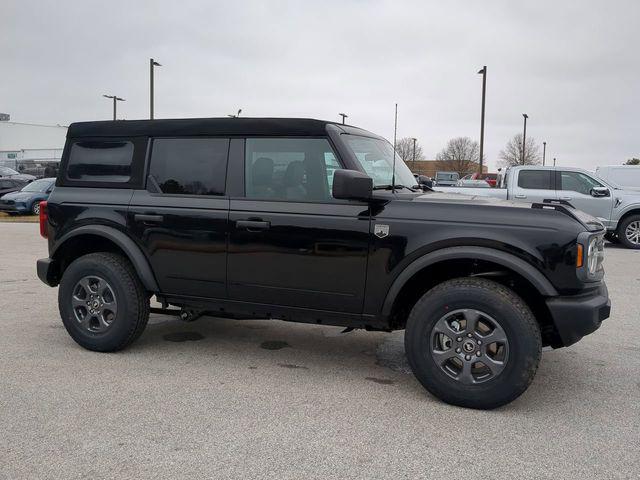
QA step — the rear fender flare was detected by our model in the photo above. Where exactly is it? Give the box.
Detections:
[51,225,159,292]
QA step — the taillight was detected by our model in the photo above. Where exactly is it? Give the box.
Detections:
[39,201,48,239]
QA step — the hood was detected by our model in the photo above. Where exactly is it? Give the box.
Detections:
[1,191,35,202]
[414,190,530,208]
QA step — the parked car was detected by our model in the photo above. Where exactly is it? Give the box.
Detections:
[36,118,609,410]
[413,173,433,190]
[435,165,640,249]
[0,177,55,215]
[596,165,640,191]
[456,177,491,188]
[0,166,36,182]
[0,178,28,198]
[434,171,459,186]
[459,172,497,187]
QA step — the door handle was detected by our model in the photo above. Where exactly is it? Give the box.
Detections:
[134,214,164,223]
[560,196,572,200]
[236,219,270,231]
[514,194,527,199]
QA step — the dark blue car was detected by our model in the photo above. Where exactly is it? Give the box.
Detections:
[0,177,55,215]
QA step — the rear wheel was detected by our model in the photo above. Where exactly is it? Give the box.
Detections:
[405,277,541,409]
[617,214,640,249]
[31,201,40,215]
[58,252,150,352]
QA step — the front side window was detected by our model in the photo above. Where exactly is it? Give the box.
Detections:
[21,179,53,192]
[245,138,339,201]
[148,138,229,195]
[67,140,133,182]
[517,170,554,190]
[343,135,417,189]
[560,171,603,195]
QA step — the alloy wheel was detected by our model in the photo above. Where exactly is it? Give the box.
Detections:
[71,275,118,333]
[625,221,640,245]
[430,309,509,385]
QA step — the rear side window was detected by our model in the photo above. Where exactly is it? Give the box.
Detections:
[67,140,134,182]
[148,138,229,195]
[517,170,554,190]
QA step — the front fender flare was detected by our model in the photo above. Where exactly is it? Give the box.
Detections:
[51,225,159,292]
[381,246,558,317]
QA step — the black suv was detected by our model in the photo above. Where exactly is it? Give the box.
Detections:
[36,118,611,409]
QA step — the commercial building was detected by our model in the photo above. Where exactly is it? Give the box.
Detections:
[408,159,488,178]
[0,117,67,177]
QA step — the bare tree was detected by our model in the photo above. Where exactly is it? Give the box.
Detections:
[499,134,541,167]
[435,137,481,175]
[395,137,424,164]
[624,158,640,165]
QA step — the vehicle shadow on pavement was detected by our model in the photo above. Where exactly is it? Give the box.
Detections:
[88,312,601,412]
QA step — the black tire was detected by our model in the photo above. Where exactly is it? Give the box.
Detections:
[58,252,150,352]
[405,277,542,410]
[617,214,640,249]
[604,231,619,244]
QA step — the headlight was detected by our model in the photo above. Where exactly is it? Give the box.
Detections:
[577,232,605,281]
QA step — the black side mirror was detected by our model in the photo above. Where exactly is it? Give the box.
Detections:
[332,169,373,201]
[591,187,610,197]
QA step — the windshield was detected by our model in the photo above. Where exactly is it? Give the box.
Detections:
[0,166,19,176]
[342,135,417,188]
[22,179,52,192]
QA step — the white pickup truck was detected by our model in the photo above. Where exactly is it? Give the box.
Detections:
[435,165,640,249]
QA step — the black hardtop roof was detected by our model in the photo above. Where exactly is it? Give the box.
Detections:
[67,117,376,138]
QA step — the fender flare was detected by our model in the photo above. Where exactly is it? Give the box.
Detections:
[381,246,558,317]
[51,225,159,292]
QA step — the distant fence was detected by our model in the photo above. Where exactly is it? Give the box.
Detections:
[0,159,60,178]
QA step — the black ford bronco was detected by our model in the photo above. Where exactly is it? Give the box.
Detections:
[37,118,610,409]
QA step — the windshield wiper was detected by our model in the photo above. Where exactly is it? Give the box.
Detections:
[373,184,417,191]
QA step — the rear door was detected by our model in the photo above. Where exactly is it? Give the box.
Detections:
[227,137,370,313]
[128,137,231,298]
[511,169,557,203]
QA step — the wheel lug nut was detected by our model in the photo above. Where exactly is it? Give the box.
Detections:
[456,337,462,342]
[467,333,472,338]
[477,340,482,345]
[476,351,481,356]
[455,348,461,353]
[465,355,471,361]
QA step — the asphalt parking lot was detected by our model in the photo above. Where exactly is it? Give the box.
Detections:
[1,222,638,479]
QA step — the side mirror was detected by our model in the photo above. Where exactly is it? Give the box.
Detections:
[332,169,373,201]
[591,187,610,197]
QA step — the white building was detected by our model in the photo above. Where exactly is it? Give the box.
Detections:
[0,120,68,170]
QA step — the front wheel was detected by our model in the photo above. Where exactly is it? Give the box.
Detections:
[617,215,640,249]
[405,278,541,409]
[31,201,40,215]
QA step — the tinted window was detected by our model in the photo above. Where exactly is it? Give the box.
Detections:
[517,170,553,190]
[560,171,603,195]
[67,140,133,182]
[245,138,339,202]
[149,138,229,195]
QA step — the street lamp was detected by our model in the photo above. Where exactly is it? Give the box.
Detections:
[411,137,417,168]
[103,95,125,120]
[338,113,348,124]
[542,141,547,166]
[477,66,487,174]
[150,58,162,119]
[521,113,529,165]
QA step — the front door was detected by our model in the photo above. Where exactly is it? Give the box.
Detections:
[557,170,614,227]
[128,137,230,298]
[227,137,370,313]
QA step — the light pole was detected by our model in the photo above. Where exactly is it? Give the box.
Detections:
[521,113,529,165]
[411,137,417,168]
[150,58,161,119]
[103,95,125,120]
[338,113,348,124]
[478,66,487,174]
[553,157,557,166]
[542,141,547,166]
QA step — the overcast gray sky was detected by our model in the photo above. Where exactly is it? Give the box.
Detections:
[2,0,638,170]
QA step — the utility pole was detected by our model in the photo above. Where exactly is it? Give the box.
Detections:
[339,113,348,124]
[553,157,557,166]
[521,113,529,165]
[411,137,417,168]
[542,141,547,166]
[150,58,161,119]
[103,95,125,120]
[478,66,487,174]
